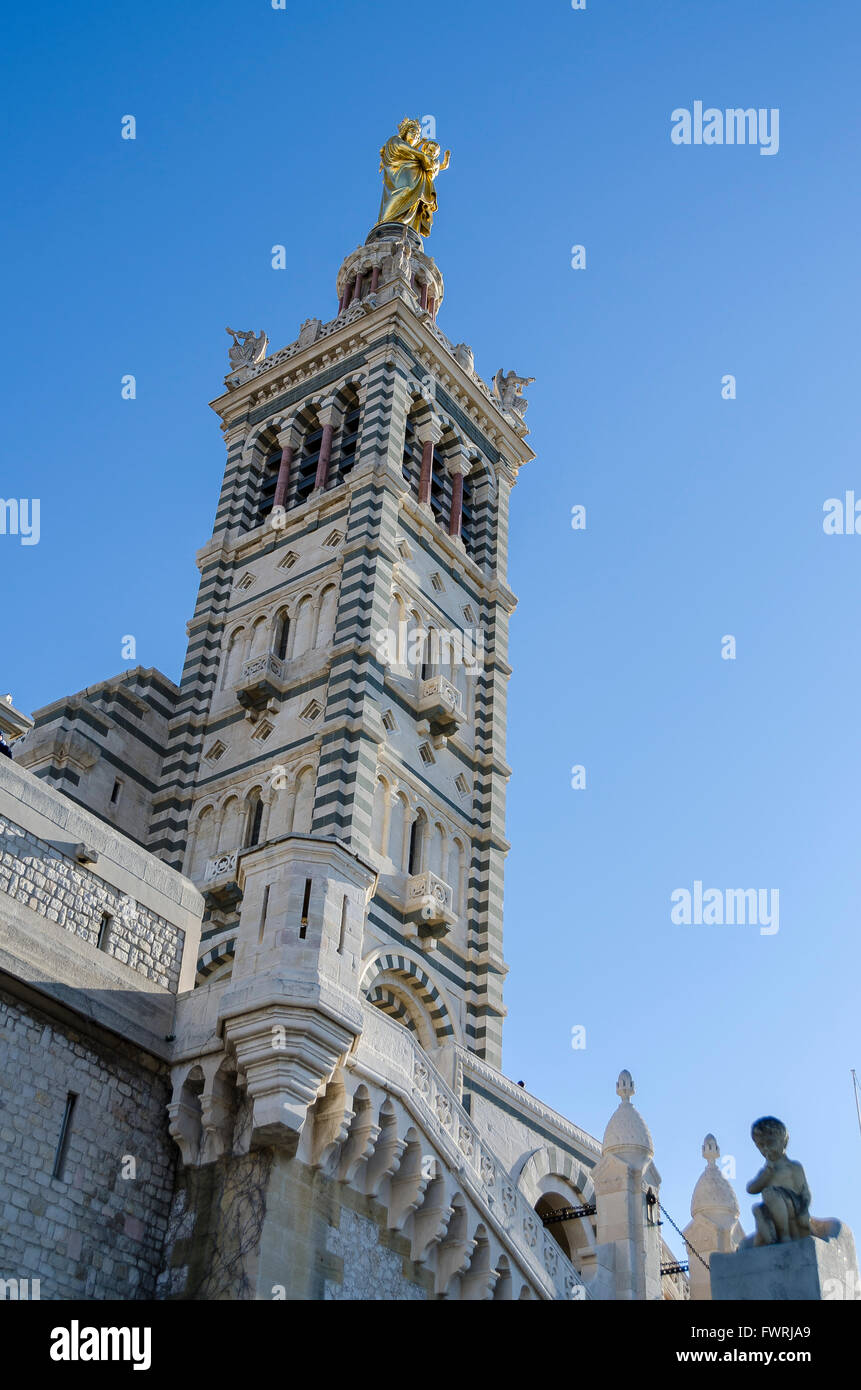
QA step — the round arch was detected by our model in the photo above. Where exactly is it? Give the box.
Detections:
[513,1146,596,1209]
[359,949,457,1047]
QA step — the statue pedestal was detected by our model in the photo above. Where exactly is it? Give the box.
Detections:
[710,1223,860,1301]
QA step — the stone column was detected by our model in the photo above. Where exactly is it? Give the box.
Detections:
[370,263,381,294]
[313,398,341,492]
[415,413,442,509]
[258,790,274,846]
[591,1071,663,1300]
[420,281,429,311]
[351,271,364,303]
[447,454,471,539]
[272,419,299,512]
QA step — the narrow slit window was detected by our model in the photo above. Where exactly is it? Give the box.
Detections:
[258,883,270,944]
[337,895,348,953]
[299,877,312,939]
[109,779,123,805]
[97,912,112,950]
[52,1091,78,1180]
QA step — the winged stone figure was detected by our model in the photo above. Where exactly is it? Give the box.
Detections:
[226,327,269,371]
[492,370,535,419]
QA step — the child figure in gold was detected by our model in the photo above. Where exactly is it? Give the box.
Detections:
[418,139,450,183]
[746,1117,811,1245]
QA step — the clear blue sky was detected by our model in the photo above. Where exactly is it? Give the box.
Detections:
[3,0,861,1253]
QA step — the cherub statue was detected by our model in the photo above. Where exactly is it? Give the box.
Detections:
[226,326,268,371]
[746,1116,812,1245]
[492,370,536,420]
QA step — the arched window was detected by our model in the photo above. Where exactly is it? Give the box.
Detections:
[252,442,281,529]
[221,627,245,690]
[274,610,290,661]
[421,627,437,681]
[292,767,315,834]
[389,793,408,867]
[430,446,453,528]
[292,417,323,508]
[332,391,361,483]
[447,837,465,913]
[402,409,423,499]
[250,615,269,657]
[188,806,214,880]
[408,810,426,875]
[460,469,476,554]
[219,797,243,852]
[292,596,314,658]
[315,586,338,648]
[245,790,264,848]
[428,822,445,876]
[406,610,424,676]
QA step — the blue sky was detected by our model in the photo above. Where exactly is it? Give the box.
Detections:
[3,0,861,1253]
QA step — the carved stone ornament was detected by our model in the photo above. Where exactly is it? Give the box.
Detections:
[226,326,269,372]
[492,369,535,420]
[434,1093,451,1126]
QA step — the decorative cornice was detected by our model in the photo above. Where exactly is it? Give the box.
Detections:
[456,1048,603,1158]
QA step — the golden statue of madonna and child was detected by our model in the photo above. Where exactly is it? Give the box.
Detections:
[377,117,450,238]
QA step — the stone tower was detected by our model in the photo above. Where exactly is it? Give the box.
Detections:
[146,217,535,1072]
[683,1133,744,1300]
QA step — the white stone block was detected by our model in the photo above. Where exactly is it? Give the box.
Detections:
[710,1225,860,1301]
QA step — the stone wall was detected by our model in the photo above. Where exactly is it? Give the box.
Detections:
[0,810,184,990]
[0,986,175,1300]
[157,1148,433,1301]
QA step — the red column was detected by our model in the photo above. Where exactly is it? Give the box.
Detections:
[314,424,335,490]
[352,273,363,302]
[418,440,433,505]
[428,296,436,318]
[370,265,380,293]
[449,470,464,537]
[273,445,294,510]
[420,282,429,311]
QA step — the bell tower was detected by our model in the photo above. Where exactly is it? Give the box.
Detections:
[147,136,535,1071]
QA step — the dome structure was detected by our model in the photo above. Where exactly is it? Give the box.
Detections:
[690,1134,740,1226]
[601,1070,654,1163]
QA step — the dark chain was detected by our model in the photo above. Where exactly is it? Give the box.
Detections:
[658,1201,710,1271]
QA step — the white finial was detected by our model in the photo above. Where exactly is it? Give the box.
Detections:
[616,1069,635,1103]
[703,1133,720,1165]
